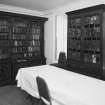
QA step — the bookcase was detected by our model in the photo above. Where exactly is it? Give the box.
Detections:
[0,11,47,85]
[11,18,42,59]
[66,4,105,80]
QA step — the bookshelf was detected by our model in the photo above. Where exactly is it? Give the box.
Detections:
[66,4,105,80]
[0,16,10,59]
[0,11,47,85]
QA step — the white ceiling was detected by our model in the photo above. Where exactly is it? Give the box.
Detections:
[0,0,74,11]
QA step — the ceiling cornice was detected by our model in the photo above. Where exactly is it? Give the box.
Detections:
[0,3,44,17]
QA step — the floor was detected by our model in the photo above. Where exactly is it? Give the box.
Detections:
[0,85,40,105]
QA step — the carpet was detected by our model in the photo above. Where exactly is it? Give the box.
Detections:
[0,85,39,105]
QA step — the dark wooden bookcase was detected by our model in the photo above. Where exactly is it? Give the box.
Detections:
[0,11,47,85]
[66,4,105,80]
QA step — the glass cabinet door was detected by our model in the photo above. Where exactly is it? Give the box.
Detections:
[0,16,10,59]
[28,22,41,57]
[11,18,28,59]
[82,15,101,64]
[67,17,82,61]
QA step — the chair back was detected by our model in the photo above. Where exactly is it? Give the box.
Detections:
[58,52,66,68]
[36,76,51,105]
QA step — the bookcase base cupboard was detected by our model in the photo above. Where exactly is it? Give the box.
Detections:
[66,4,105,80]
[0,11,47,85]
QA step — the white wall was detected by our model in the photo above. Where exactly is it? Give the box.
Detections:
[44,14,56,64]
[43,0,105,64]
[46,0,105,14]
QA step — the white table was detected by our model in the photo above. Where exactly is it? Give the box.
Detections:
[16,65,105,105]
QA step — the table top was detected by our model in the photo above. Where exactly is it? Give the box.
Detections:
[16,65,105,105]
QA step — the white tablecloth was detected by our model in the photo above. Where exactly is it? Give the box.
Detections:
[16,65,105,105]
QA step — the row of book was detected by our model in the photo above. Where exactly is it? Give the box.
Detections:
[13,40,40,46]
[68,26,100,36]
[0,20,9,25]
[12,27,40,34]
[0,33,9,39]
[31,28,40,34]
[0,33,40,40]
[12,34,40,40]
[12,46,40,53]
[68,48,100,54]
[68,32,100,39]
[13,22,27,27]
[68,28,81,36]
[68,51,81,61]
[0,48,9,54]
[12,34,26,40]
[84,15,100,24]
[0,40,9,47]
[30,35,40,39]
[13,27,28,33]
[68,50,100,64]
[23,52,40,57]
[82,40,100,51]
[83,53,100,64]
[0,25,9,33]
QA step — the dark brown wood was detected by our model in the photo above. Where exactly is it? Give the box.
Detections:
[0,11,47,85]
[66,4,105,15]
[66,4,105,80]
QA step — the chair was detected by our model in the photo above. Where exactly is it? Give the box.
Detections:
[58,52,67,68]
[36,76,51,105]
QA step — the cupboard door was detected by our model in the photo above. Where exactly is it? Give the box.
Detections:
[0,60,11,85]
[67,17,82,61]
[82,14,101,64]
